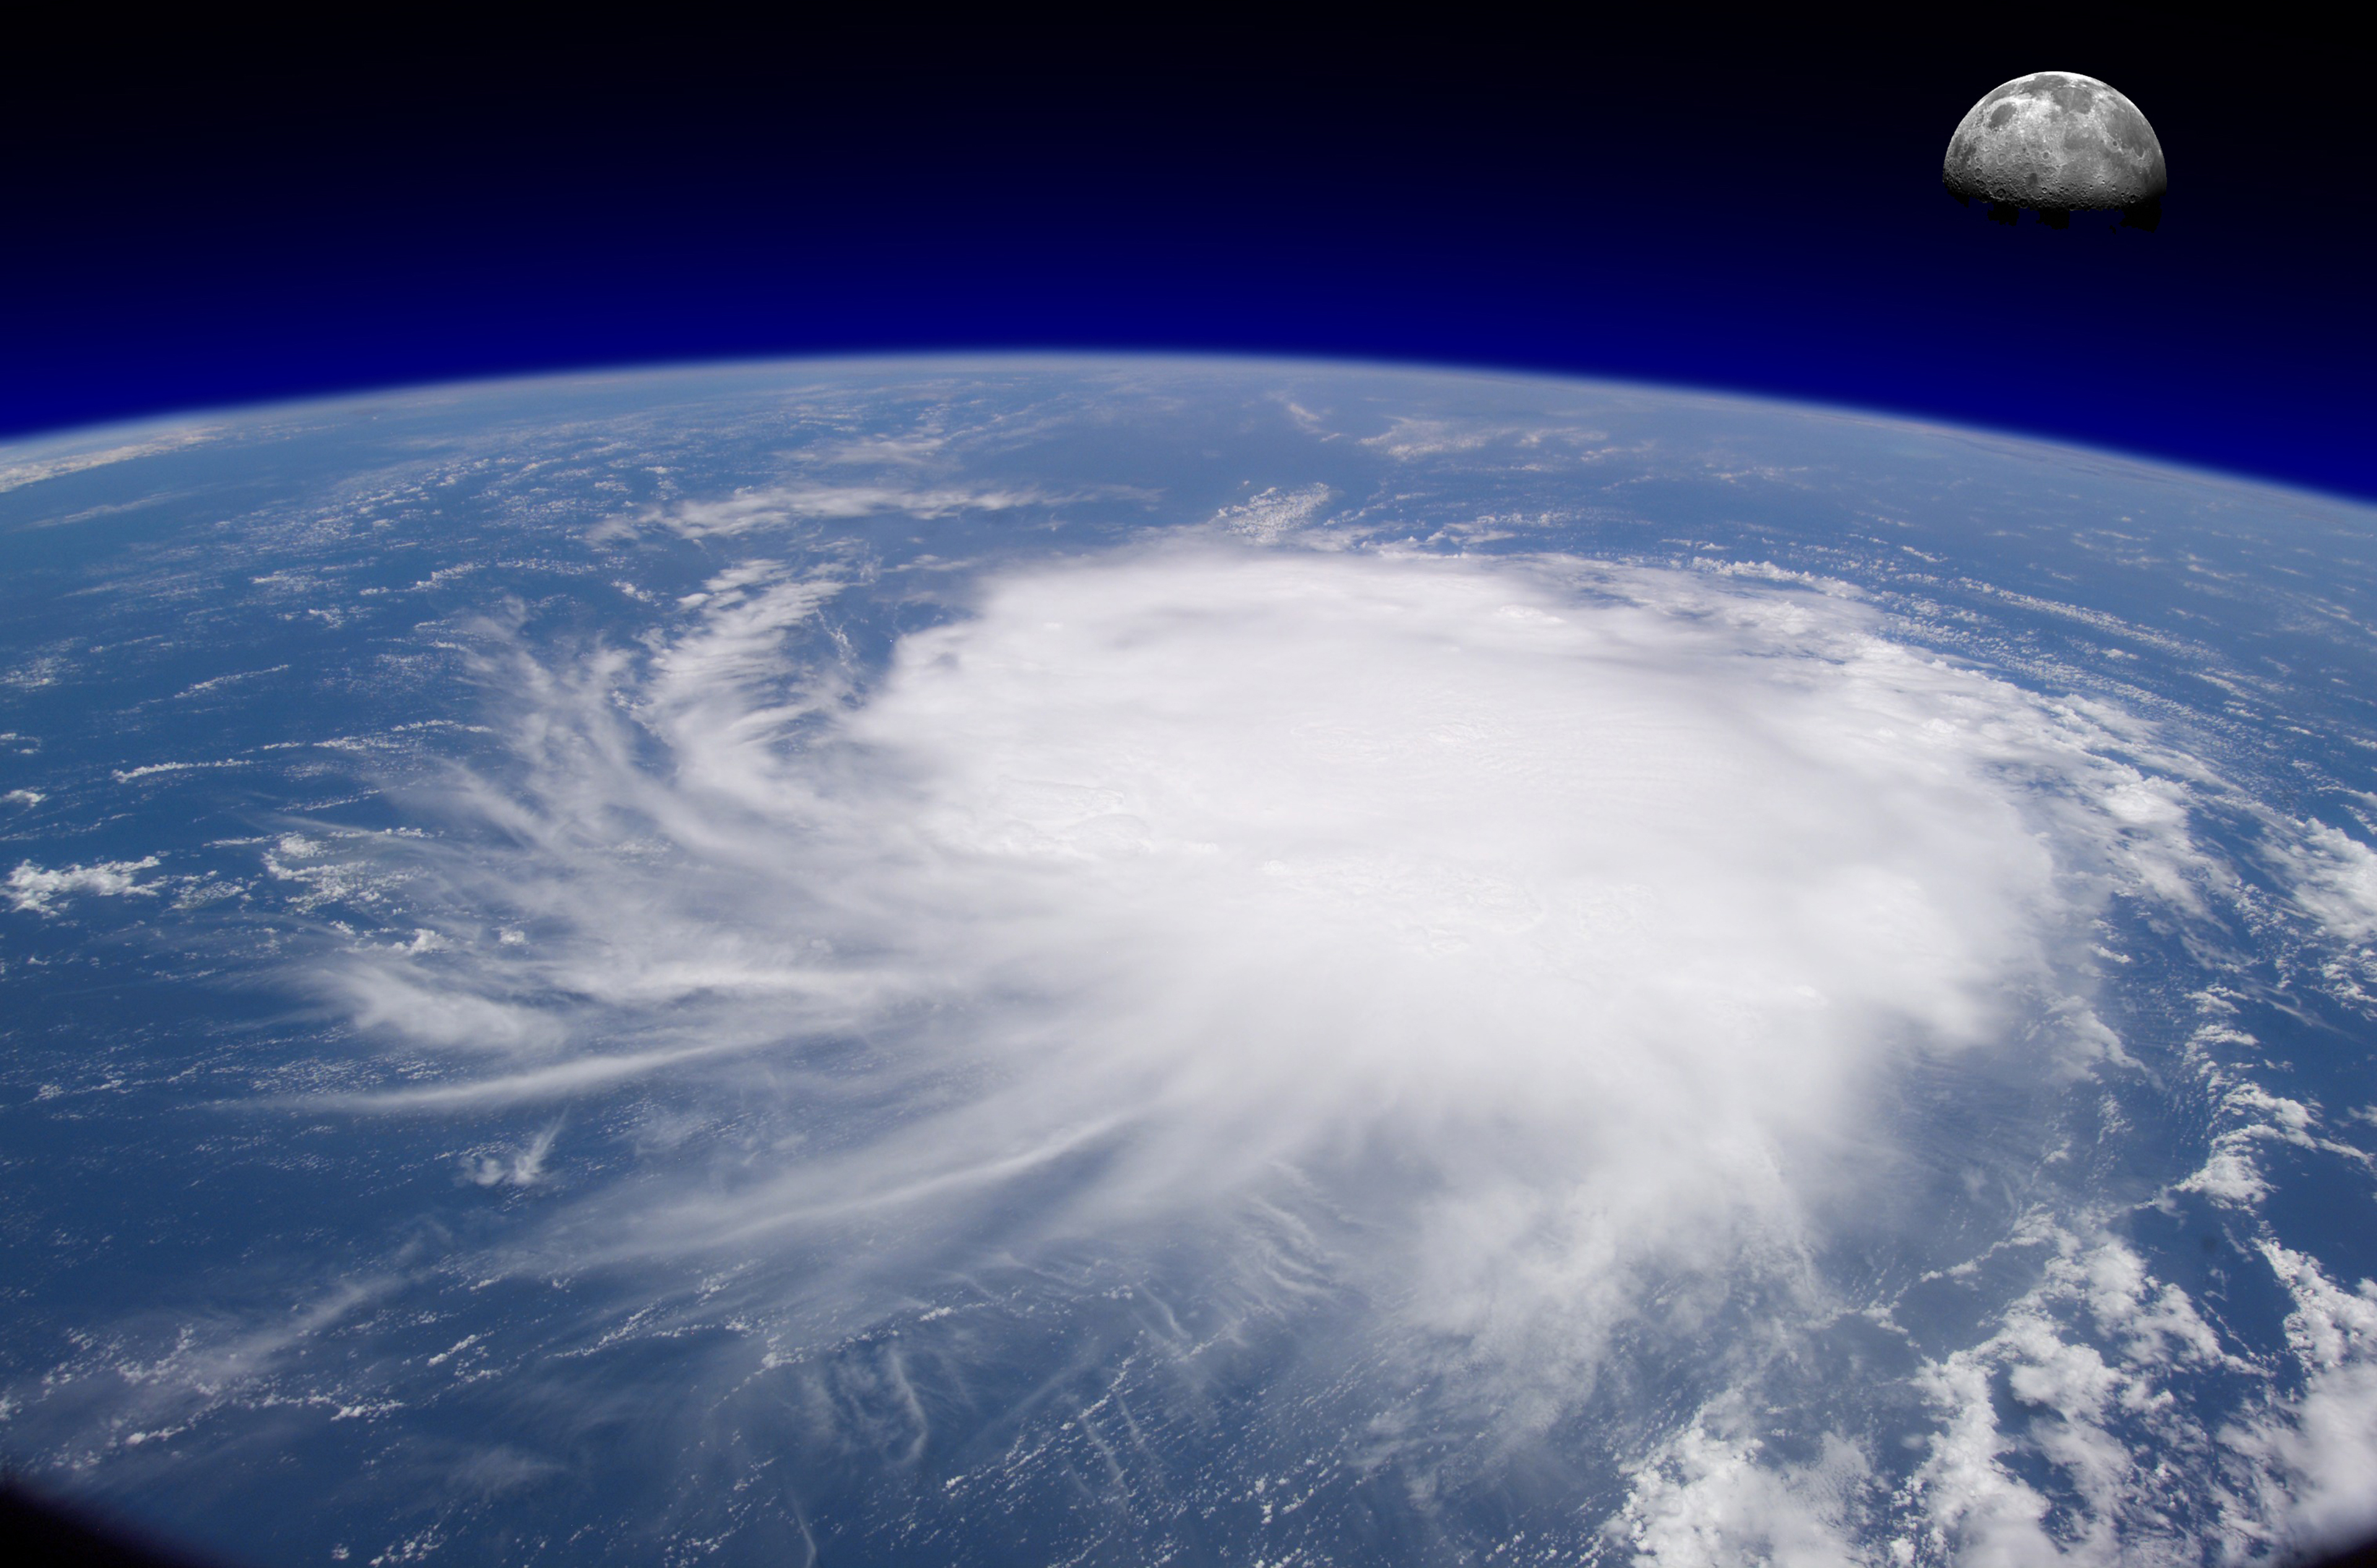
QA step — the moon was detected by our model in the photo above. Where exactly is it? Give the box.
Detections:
[1942,72,2167,214]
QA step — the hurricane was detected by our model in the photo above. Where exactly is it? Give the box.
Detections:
[5,361,2376,1566]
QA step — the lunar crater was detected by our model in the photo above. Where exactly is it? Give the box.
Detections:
[1943,70,2167,214]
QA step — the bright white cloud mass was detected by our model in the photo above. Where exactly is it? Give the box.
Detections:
[280,540,2368,1560]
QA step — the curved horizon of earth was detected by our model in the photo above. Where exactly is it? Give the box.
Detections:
[3,358,2376,1567]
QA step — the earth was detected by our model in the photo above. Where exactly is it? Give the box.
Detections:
[4,360,2377,1567]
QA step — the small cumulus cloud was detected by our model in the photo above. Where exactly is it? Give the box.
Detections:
[1611,1409,1876,1567]
[1214,484,1334,545]
[7,857,162,915]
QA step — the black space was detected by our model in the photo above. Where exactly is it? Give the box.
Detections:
[7,18,2368,495]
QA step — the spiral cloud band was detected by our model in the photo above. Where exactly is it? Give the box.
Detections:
[11,368,2376,1567]
[313,541,2284,1559]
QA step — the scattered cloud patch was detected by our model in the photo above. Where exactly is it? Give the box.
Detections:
[2222,1245,2377,1556]
[1903,1232,2241,1561]
[1214,484,1333,545]
[1361,415,1614,462]
[7,857,161,914]
[1612,1410,1877,1566]
[632,483,1057,540]
[2297,829,2377,930]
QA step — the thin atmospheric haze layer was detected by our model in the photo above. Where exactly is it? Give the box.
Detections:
[4,362,2377,1567]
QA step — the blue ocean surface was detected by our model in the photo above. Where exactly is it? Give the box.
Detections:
[4,360,2376,1565]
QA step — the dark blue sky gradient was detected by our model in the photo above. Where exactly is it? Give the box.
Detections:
[6,22,2368,498]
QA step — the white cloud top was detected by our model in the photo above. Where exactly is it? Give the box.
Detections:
[269,542,2375,1554]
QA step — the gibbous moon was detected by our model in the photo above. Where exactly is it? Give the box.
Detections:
[1943,71,2167,216]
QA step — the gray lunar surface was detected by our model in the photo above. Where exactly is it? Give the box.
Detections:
[1943,72,2168,210]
